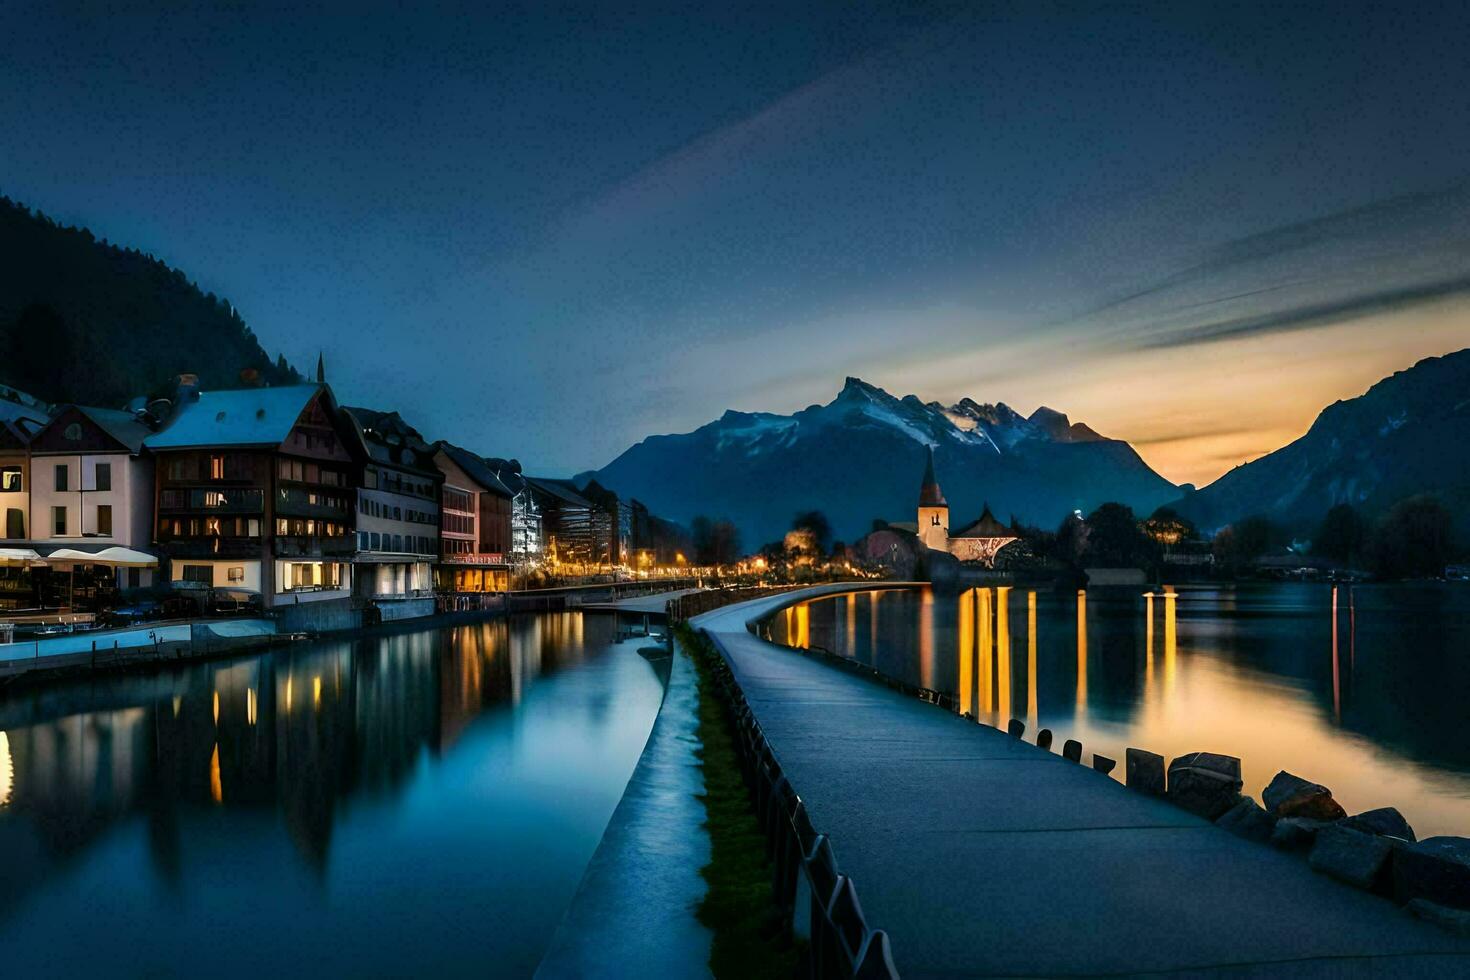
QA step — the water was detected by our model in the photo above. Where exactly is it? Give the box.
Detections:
[0,613,664,977]
[766,582,1470,838]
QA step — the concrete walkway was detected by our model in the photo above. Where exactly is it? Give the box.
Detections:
[536,641,712,978]
[580,588,701,615]
[695,586,1470,978]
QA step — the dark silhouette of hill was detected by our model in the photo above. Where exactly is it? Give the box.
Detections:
[0,195,299,406]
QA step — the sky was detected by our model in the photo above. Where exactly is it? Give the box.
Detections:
[2,1,1468,486]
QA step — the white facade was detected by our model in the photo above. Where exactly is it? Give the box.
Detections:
[29,451,156,587]
[170,557,263,592]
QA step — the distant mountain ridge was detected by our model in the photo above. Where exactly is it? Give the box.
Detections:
[1173,348,1470,533]
[0,195,299,408]
[585,377,1179,548]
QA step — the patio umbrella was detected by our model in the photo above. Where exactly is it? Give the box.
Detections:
[0,548,46,567]
[92,547,159,568]
[43,549,97,611]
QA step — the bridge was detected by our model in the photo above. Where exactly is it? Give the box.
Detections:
[694,583,1470,977]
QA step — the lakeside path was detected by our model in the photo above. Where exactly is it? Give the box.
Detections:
[694,584,1470,978]
[579,588,702,615]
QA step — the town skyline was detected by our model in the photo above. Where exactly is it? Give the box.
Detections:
[5,3,1470,484]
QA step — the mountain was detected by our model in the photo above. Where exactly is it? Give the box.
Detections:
[585,377,1178,548]
[0,195,300,407]
[1173,349,1470,534]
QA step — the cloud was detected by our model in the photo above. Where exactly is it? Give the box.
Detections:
[1072,178,1470,355]
[1130,273,1470,351]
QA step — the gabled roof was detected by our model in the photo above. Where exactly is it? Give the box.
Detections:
[526,476,595,509]
[77,406,153,453]
[344,406,439,475]
[32,404,151,454]
[437,443,515,498]
[144,385,325,450]
[950,505,1017,539]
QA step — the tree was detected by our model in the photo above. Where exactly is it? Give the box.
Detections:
[1081,503,1156,568]
[1,304,76,403]
[1367,495,1454,579]
[791,510,832,555]
[1143,506,1197,546]
[690,515,715,565]
[1052,512,1088,567]
[710,520,742,566]
[1312,504,1368,567]
[1212,515,1284,576]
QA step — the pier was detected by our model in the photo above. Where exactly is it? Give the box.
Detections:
[694,584,1470,977]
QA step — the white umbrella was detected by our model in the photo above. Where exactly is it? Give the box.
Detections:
[0,548,45,567]
[43,548,98,565]
[42,548,157,611]
[92,547,159,568]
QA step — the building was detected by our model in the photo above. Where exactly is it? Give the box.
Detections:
[432,444,514,594]
[26,403,158,598]
[525,477,601,571]
[913,448,1019,567]
[144,381,362,608]
[0,394,49,543]
[344,408,442,620]
[483,457,542,567]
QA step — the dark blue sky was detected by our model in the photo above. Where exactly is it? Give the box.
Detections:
[4,2,1469,482]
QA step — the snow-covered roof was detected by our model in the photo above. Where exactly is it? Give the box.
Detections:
[144,385,323,450]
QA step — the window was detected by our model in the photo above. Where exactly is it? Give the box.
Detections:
[95,462,111,491]
[167,458,194,480]
[127,568,140,589]
[370,532,381,550]
[55,464,69,492]
[5,508,23,538]
[227,566,244,583]
[0,467,20,492]
[182,565,212,584]
[63,422,83,441]
[97,505,112,536]
[359,531,369,550]
[247,519,261,538]
[211,455,225,479]
[53,506,67,535]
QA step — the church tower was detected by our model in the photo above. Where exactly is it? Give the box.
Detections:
[917,446,950,551]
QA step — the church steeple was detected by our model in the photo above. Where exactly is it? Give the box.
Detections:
[316,351,325,383]
[917,446,950,551]
[918,446,946,507]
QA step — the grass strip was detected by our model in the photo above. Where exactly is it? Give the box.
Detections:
[679,623,804,978]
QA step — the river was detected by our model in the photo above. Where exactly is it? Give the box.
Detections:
[766,582,1470,838]
[0,612,664,977]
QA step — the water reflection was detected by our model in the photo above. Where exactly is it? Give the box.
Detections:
[768,583,1470,837]
[0,613,663,977]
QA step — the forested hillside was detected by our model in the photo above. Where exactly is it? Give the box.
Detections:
[0,195,299,406]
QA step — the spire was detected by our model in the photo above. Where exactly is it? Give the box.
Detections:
[316,351,325,384]
[918,446,947,507]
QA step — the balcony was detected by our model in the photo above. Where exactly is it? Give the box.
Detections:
[159,488,265,513]
[273,536,356,559]
[159,537,263,560]
[276,487,351,520]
